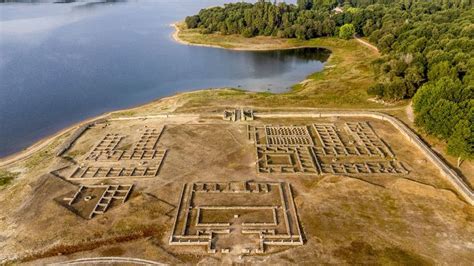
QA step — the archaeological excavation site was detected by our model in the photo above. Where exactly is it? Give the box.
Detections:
[1,109,473,264]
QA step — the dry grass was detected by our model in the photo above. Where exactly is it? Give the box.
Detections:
[3,116,472,265]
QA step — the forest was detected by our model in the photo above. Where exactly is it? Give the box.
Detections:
[185,0,473,163]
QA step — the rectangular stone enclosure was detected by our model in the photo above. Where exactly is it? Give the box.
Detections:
[86,128,166,162]
[169,181,303,254]
[58,184,133,219]
[249,123,407,175]
[67,127,167,182]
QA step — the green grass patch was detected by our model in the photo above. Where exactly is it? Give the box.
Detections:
[307,71,325,80]
[0,170,18,187]
[24,150,51,170]
[111,110,137,118]
[24,138,62,170]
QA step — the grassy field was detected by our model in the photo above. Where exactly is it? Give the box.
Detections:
[173,23,406,112]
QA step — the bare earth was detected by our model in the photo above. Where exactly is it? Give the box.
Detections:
[0,109,473,264]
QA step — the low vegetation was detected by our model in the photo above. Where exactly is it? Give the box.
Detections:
[338,23,355,40]
[0,170,18,187]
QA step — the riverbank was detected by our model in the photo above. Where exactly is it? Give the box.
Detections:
[171,23,230,50]
[173,22,379,53]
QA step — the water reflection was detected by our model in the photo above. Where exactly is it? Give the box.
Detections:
[248,48,331,65]
[69,0,128,10]
[3,0,126,3]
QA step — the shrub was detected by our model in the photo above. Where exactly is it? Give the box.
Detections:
[339,23,355,40]
[0,170,17,187]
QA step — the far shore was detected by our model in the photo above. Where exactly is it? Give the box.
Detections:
[170,22,334,52]
[171,23,229,50]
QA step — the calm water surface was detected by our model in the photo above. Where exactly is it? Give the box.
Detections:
[0,0,330,157]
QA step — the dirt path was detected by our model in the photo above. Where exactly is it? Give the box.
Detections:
[354,36,379,53]
[50,257,164,265]
[406,101,415,123]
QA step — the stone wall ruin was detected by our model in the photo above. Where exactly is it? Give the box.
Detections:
[248,123,407,175]
[169,181,303,254]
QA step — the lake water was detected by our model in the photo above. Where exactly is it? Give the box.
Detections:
[0,0,330,157]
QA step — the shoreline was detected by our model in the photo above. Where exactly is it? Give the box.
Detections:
[171,23,228,50]
[0,115,105,167]
[0,24,378,165]
[0,92,184,166]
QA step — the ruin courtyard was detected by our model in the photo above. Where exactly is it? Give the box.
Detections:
[1,111,473,264]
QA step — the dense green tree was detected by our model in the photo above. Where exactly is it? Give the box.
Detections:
[447,119,473,166]
[339,23,355,39]
[298,0,313,10]
[378,33,394,52]
[428,61,458,81]
[413,77,472,157]
[242,27,256,38]
[185,15,200,29]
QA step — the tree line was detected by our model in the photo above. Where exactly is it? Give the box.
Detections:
[185,0,473,163]
[185,1,340,39]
